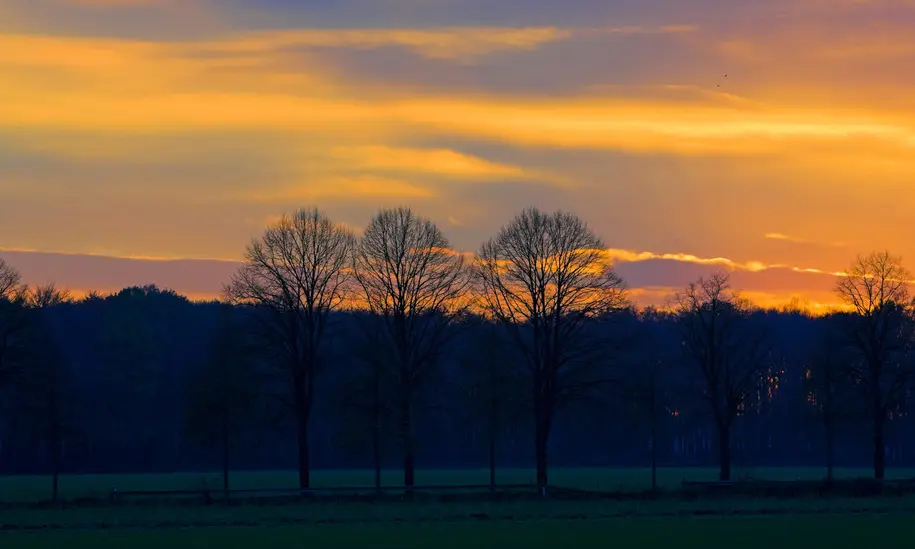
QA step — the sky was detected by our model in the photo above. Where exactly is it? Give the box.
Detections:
[2,0,914,310]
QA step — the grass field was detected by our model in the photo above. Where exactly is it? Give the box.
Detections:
[4,516,915,549]
[3,467,915,548]
[5,491,915,530]
[2,466,912,503]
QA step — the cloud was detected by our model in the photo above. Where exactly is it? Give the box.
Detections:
[213,27,578,62]
[248,175,436,203]
[0,245,852,312]
[605,248,848,277]
[5,89,914,161]
[2,0,915,310]
[0,249,239,300]
[0,25,603,68]
[325,146,571,186]
[3,20,915,168]
[764,233,847,248]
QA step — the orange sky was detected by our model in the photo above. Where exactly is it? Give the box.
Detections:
[1,0,914,310]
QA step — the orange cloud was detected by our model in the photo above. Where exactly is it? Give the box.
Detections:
[247,175,436,203]
[764,233,847,247]
[3,25,915,174]
[5,89,914,162]
[2,0,914,310]
[207,27,576,62]
[0,246,860,312]
[325,146,571,186]
[607,249,773,273]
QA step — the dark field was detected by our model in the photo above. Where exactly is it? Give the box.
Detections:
[4,517,915,549]
[5,466,915,503]
[3,468,914,548]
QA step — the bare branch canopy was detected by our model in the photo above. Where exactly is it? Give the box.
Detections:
[223,207,356,490]
[475,206,628,489]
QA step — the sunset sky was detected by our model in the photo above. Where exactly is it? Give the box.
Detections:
[1,0,914,309]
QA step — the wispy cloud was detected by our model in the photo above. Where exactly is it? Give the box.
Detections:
[2,0,915,310]
[5,90,914,160]
[247,175,436,203]
[605,248,847,278]
[0,245,852,312]
[764,232,847,247]
[208,27,578,62]
[325,146,571,186]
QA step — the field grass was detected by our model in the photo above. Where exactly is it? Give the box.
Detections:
[2,466,912,503]
[4,516,915,549]
[5,492,915,530]
[3,468,915,548]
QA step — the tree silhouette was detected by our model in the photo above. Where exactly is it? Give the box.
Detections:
[457,321,526,492]
[185,303,260,498]
[834,250,915,480]
[334,313,397,494]
[19,284,73,503]
[93,286,174,470]
[0,259,27,386]
[476,207,628,491]
[674,273,775,481]
[803,314,855,482]
[225,208,355,489]
[352,207,471,491]
[624,308,680,491]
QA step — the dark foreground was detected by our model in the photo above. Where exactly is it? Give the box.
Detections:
[3,469,915,548]
[4,516,915,549]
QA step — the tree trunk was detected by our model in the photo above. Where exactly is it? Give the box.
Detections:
[534,415,551,495]
[402,387,415,493]
[717,424,731,481]
[489,420,497,493]
[373,359,382,496]
[873,421,885,480]
[222,407,230,500]
[293,358,312,491]
[825,417,835,483]
[51,433,61,504]
[52,469,59,504]
[650,415,658,492]
[403,448,415,491]
[649,377,658,492]
[395,317,414,495]
[296,409,311,490]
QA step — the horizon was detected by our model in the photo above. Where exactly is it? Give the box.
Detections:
[2,0,914,310]
[0,242,856,314]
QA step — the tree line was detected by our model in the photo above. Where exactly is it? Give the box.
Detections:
[0,206,913,501]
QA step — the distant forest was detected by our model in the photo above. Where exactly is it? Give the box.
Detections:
[1,206,913,495]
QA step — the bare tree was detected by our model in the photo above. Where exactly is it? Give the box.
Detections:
[225,207,356,489]
[457,322,526,492]
[476,207,628,492]
[352,207,471,490]
[0,259,27,383]
[803,314,855,483]
[624,308,680,491]
[20,283,73,503]
[834,251,915,480]
[185,303,260,499]
[331,313,396,495]
[0,258,21,298]
[674,273,775,481]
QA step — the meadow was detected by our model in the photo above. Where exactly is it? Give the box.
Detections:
[4,516,915,549]
[3,467,915,548]
[5,466,915,503]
